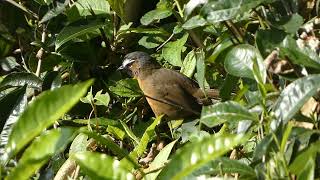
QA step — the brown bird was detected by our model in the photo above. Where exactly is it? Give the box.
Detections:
[118,51,219,119]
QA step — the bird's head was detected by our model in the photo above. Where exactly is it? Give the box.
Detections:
[118,51,158,77]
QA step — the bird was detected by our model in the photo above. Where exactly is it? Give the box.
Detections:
[118,51,220,119]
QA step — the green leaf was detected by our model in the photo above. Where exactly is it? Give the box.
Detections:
[201,0,273,23]
[144,140,177,180]
[55,19,107,50]
[158,133,248,180]
[253,134,273,161]
[279,36,320,70]
[71,151,135,180]
[109,78,142,97]
[162,33,188,67]
[297,157,315,180]
[3,80,93,161]
[132,115,162,158]
[80,130,128,158]
[0,56,19,71]
[270,13,303,34]
[138,36,164,49]
[201,101,258,127]
[7,128,76,180]
[69,133,88,153]
[39,0,69,23]
[207,39,233,63]
[272,75,320,129]
[180,50,196,78]
[94,90,110,106]
[140,0,172,25]
[0,86,26,131]
[224,44,266,83]
[75,0,110,16]
[182,15,207,30]
[289,141,320,175]
[0,72,42,91]
[195,49,206,93]
[194,157,256,178]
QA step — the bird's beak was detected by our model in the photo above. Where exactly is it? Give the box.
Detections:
[118,58,134,71]
[117,65,125,71]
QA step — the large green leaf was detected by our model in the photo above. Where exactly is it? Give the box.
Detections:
[272,75,320,129]
[201,0,274,23]
[224,44,266,83]
[55,19,107,50]
[71,151,135,180]
[3,80,93,162]
[201,101,258,127]
[7,128,76,180]
[0,72,42,91]
[140,0,172,25]
[162,33,188,67]
[158,133,248,180]
[109,78,142,97]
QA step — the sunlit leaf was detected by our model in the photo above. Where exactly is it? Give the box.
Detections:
[158,133,248,180]
[7,128,76,180]
[3,80,93,161]
[201,101,258,127]
[289,141,320,175]
[195,49,206,93]
[75,0,110,16]
[225,44,266,83]
[162,33,188,67]
[72,152,135,180]
[182,15,207,30]
[140,0,172,25]
[109,78,142,97]
[272,75,320,129]
[180,50,196,78]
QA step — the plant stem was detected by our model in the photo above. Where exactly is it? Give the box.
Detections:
[35,27,46,77]
[174,0,184,18]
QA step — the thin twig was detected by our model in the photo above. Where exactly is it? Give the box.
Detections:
[156,33,175,51]
[35,27,46,77]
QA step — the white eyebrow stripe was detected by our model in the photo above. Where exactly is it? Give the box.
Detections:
[122,59,135,67]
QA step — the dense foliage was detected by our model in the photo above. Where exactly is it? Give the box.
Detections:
[1,0,320,179]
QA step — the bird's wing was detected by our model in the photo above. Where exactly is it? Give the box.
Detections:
[149,69,201,111]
